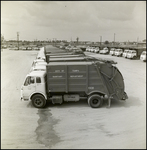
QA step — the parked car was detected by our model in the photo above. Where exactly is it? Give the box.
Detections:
[94,47,99,53]
[72,48,85,55]
[126,49,144,59]
[126,50,137,59]
[22,47,27,50]
[122,49,129,58]
[86,46,90,52]
[140,51,146,62]
[33,47,40,50]
[99,47,109,54]
[109,48,116,56]
[27,47,32,50]
[90,47,95,53]
[114,49,123,57]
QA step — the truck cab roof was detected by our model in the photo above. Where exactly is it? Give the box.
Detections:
[50,55,82,58]
[47,61,93,66]
[27,70,46,77]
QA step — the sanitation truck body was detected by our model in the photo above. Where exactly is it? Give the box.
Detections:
[21,60,128,108]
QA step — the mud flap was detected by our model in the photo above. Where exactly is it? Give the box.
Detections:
[121,92,128,100]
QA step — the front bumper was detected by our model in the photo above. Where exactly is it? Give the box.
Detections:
[20,97,29,101]
[140,57,146,61]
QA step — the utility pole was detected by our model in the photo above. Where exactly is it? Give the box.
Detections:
[17,32,19,50]
[100,36,102,47]
[114,33,115,45]
[137,37,139,47]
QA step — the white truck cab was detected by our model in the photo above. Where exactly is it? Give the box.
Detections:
[31,65,46,72]
[36,47,45,60]
[21,71,47,104]
[32,59,46,67]
[140,51,146,62]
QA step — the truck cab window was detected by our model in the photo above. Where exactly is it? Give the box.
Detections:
[36,77,41,83]
[24,76,30,86]
[30,77,35,84]
[24,76,34,86]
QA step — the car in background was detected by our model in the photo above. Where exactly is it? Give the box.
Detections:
[122,49,129,58]
[99,47,109,54]
[94,47,99,53]
[14,47,19,50]
[126,50,137,59]
[114,49,123,57]
[2,45,7,49]
[22,47,27,50]
[68,46,75,52]
[72,48,85,56]
[109,48,116,56]
[88,47,92,52]
[140,51,146,62]
[65,45,75,52]
[90,47,95,53]
[86,46,90,52]
[26,47,32,50]
[33,47,40,50]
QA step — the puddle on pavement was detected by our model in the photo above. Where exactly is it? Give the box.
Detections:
[35,109,61,148]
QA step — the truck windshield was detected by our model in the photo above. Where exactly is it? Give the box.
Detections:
[24,76,35,86]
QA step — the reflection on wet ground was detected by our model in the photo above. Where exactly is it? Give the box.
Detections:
[35,109,61,148]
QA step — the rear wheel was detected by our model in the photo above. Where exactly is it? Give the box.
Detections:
[32,94,46,108]
[88,94,103,108]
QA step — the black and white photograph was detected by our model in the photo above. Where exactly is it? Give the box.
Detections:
[1,1,146,149]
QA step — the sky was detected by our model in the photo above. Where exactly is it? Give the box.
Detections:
[1,1,146,42]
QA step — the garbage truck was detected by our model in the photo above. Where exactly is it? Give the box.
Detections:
[21,58,128,108]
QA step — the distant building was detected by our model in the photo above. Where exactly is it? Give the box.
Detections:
[137,42,146,48]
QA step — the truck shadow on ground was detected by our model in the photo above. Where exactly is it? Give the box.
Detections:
[45,99,88,108]
[102,96,142,108]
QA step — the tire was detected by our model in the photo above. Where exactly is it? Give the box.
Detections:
[32,94,46,108]
[133,56,137,60]
[88,94,103,108]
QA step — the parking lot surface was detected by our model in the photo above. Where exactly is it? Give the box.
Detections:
[1,47,146,149]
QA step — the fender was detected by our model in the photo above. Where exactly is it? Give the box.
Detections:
[87,90,108,97]
[29,91,47,101]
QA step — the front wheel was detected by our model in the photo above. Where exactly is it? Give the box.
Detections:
[88,94,103,108]
[32,94,46,108]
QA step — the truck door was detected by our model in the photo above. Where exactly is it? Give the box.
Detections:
[22,76,36,99]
